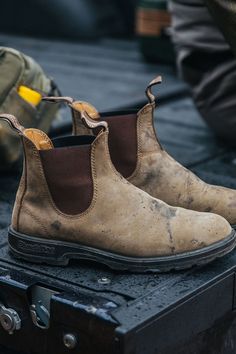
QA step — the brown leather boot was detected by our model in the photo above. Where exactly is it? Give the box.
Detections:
[65,77,236,228]
[2,113,235,272]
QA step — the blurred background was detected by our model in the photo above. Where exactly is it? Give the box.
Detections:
[2,0,236,193]
[0,0,175,65]
[0,0,137,39]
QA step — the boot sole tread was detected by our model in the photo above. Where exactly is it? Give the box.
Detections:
[8,227,236,273]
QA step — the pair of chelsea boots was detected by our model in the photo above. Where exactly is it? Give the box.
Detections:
[2,76,236,272]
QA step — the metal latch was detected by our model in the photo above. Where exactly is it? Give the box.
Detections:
[0,303,21,335]
[29,284,59,329]
[30,302,50,329]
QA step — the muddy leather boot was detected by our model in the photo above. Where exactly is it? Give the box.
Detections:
[66,77,236,228]
[2,113,235,272]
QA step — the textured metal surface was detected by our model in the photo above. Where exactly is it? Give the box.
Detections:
[0,34,236,353]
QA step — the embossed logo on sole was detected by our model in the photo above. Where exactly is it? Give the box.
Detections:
[17,240,55,255]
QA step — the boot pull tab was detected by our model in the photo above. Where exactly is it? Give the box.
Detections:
[0,114,25,135]
[42,96,74,105]
[23,129,54,150]
[70,101,100,135]
[80,111,108,132]
[42,96,102,134]
[71,101,100,120]
[42,96,100,119]
[0,114,53,151]
[145,76,162,104]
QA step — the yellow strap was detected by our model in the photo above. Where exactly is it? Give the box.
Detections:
[18,86,42,106]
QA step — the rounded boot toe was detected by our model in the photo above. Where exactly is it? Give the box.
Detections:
[203,213,233,246]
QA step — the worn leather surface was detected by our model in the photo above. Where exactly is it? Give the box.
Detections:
[72,99,236,225]
[128,102,236,225]
[11,127,232,258]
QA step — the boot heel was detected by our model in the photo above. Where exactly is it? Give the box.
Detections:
[8,228,69,266]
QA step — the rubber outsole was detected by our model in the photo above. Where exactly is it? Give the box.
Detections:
[8,228,236,273]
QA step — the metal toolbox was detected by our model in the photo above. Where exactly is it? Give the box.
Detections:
[0,225,236,354]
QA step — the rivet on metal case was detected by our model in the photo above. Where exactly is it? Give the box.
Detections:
[63,333,78,349]
[86,305,97,314]
[98,277,111,285]
[0,303,21,335]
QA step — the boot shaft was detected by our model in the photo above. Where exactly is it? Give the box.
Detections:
[62,77,236,228]
[70,76,163,178]
[0,113,110,232]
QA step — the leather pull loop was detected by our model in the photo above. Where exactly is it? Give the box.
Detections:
[71,101,100,120]
[70,101,100,136]
[81,111,108,132]
[0,114,53,150]
[42,96,74,104]
[145,76,162,104]
[0,114,25,135]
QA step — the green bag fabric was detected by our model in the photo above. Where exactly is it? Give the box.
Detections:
[0,47,60,170]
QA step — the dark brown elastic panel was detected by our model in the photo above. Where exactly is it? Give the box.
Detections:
[40,145,93,215]
[102,113,138,178]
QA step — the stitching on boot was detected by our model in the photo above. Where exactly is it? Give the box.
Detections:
[103,131,130,182]
[128,102,162,181]
[127,108,143,181]
[22,207,48,235]
[16,141,28,231]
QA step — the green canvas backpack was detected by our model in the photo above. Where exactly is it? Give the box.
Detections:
[0,47,60,170]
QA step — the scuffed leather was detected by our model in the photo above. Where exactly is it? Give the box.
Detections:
[12,130,232,258]
[128,102,236,225]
